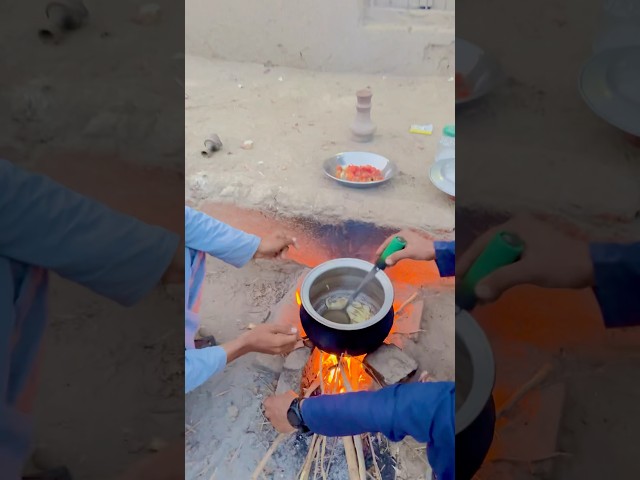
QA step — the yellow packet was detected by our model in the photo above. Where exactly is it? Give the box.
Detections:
[409,124,433,135]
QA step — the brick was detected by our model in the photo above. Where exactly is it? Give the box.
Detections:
[275,346,312,395]
[253,353,285,375]
[283,346,311,370]
[364,344,418,386]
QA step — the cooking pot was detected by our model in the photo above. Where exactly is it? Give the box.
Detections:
[455,307,496,479]
[299,258,394,356]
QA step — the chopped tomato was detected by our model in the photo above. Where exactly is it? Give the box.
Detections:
[335,164,384,182]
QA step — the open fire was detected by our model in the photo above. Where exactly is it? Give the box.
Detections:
[303,350,373,396]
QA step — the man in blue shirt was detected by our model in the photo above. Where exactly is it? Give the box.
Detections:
[264,230,456,480]
[0,160,183,479]
[184,207,300,393]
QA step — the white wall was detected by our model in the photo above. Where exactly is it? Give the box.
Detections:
[185,0,454,76]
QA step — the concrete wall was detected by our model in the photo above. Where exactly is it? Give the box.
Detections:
[185,0,454,76]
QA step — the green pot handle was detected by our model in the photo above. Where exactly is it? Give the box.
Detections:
[457,231,525,310]
[376,236,407,270]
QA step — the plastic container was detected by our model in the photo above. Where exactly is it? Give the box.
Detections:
[435,124,455,163]
[593,0,640,53]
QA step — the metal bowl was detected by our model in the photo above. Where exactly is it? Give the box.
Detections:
[430,158,455,198]
[456,38,504,106]
[323,152,396,188]
[579,46,640,137]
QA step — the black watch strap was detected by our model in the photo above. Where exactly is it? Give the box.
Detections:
[287,398,310,433]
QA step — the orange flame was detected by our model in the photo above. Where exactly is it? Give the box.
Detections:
[318,352,371,394]
[295,290,301,306]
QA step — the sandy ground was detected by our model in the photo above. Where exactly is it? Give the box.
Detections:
[184,56,455,234]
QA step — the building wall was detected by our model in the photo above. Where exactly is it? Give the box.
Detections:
[185,0,454,76]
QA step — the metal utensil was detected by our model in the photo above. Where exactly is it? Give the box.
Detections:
[579,46,640,137]
[324,236,407,324]
[323,152,396,188]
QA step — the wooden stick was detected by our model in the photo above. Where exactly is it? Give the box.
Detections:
[325,437,338,479]
[338,360,366,480]
[304,376,322,398]
[353,435,367,480]
[320,436,328,480]
[251,433,289,480]
[299,434,320,480]
[395,292,418,315]
[497,362,553,418]
[368,434,382,480]
[313,438,322,480]
[342,436,361,480]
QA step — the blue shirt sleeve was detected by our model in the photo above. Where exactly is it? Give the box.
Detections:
[0,160,179,307]
[185,346,227,393]
[185,206,260,268]
[301,382,455,480]
[590,243,640,328]
[434,241,455,277]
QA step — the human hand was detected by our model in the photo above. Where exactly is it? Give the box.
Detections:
[375,229,435,266]
[241,323,300,355]
[263,390,299,434]
[222,324,299,364]
[254,231,297,259]
[456,214,594,303]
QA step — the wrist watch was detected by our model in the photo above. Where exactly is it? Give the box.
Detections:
[287,398,310,433]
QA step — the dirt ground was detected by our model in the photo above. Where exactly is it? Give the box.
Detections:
[184,56,455,234]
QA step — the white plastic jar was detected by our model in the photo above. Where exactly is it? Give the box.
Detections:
[435,124,455,163]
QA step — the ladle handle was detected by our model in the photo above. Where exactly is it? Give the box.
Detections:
[376,236,407,270]
[457,231,524,310]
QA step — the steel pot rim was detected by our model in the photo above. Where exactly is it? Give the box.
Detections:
[455,305,496,435]
[301,258,394,331]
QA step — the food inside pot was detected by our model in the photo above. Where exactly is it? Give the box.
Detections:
[305,262,389,327]
[317,291,378,325]
[325,295,374,324]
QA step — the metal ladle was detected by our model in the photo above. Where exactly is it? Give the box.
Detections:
[323,236,407,324]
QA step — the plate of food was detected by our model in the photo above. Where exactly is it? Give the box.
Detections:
[323,152,396,188]
[456,37,503,105]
